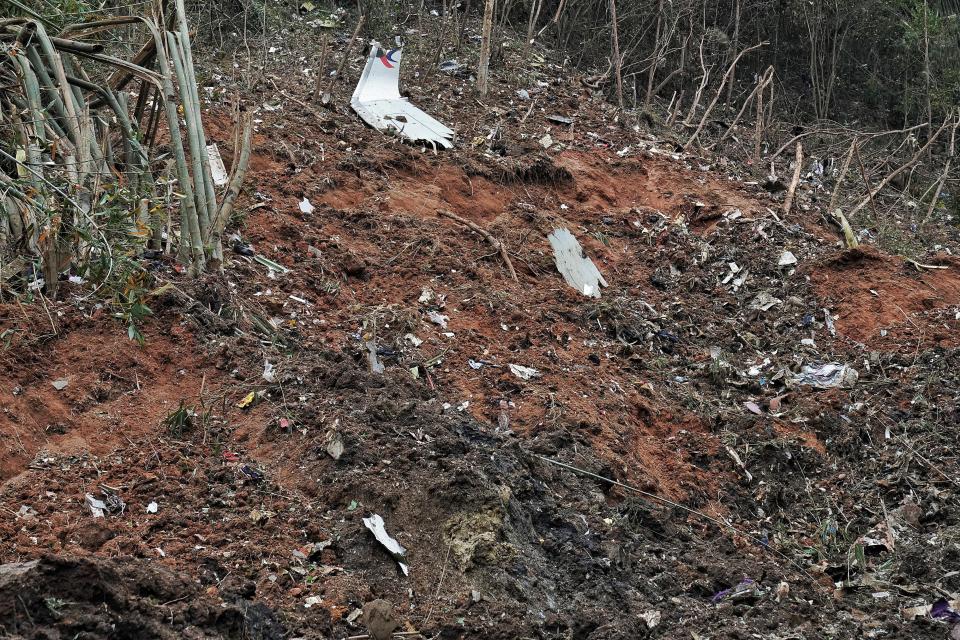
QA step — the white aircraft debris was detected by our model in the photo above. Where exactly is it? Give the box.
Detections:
[351,41,454,149]
[548,228,608,298]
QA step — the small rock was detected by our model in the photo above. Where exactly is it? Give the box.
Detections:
[362,599,398,640]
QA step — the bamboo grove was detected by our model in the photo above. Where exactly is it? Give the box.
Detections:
[0,0,252,294]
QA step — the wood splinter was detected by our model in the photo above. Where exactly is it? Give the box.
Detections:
[437,210,519,283]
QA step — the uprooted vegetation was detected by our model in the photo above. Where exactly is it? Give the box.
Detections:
[2,0,960,639]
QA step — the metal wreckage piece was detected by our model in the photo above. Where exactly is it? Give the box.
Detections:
[350,41,455,149]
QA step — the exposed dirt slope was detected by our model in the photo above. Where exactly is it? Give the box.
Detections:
[2,16,960,640]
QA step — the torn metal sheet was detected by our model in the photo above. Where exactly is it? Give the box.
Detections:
[362,513,409,575]
[548,228,608,298]
[206,144,228,186]
[351,41,454,149]
[789,362,859,389]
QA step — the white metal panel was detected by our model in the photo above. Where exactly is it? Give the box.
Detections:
[351,41,454,149]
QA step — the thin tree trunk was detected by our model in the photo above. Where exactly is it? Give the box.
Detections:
[712,65,773,148]
[685,41,766,149]
[828,136,857,214]
[608,0,624,110]
[312,32,329,102]
[477,0,495,96]
[643,0,664,112]
[726,0,741,107]
[923,0,933,151]
[523,0,543,60]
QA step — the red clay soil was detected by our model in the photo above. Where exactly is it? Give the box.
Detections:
[232,136,757,496]
[0,302,220,481]
[810,245,960,350]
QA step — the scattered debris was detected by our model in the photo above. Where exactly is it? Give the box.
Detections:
[362,514,409,576]
[725,446,753,482]
[789,363,859,389]
[548,228,608,298]
[262,360,276,382]
[778,250,798,266]
[438,60,465,75]
[749,291,782,311]
[298,197,315,214]
[640,610,661,629]
[327,430,345,460]
[427,311,449,328]
[351,42,454,149]
[146,501,159,514]
[85,494,107,518]
[776,581,790,602]
[365,338,385,374]
[51,379,69,391]
[508,364,541,380]
[362,599,399,640]
[903,598,960,623]
[249,508,273,525]
[712,578,765,604]
[16,505,36,519]
[824,308,836,336]
[254,255,291,274]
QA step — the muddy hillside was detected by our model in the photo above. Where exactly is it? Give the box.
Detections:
[2,8,960,640]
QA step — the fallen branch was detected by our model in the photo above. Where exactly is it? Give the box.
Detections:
[322,14,365,105]
[782,142,802,216]
[905,258,948,271]
[437,210,518,282]
[770,121,929,162]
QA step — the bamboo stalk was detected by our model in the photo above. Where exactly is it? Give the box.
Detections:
[208,111,253,268]
[173,0,217,230]
[143,17,204,271]
[167,31,210,245]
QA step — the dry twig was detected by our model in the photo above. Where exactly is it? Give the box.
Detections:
[437,210,518,282]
